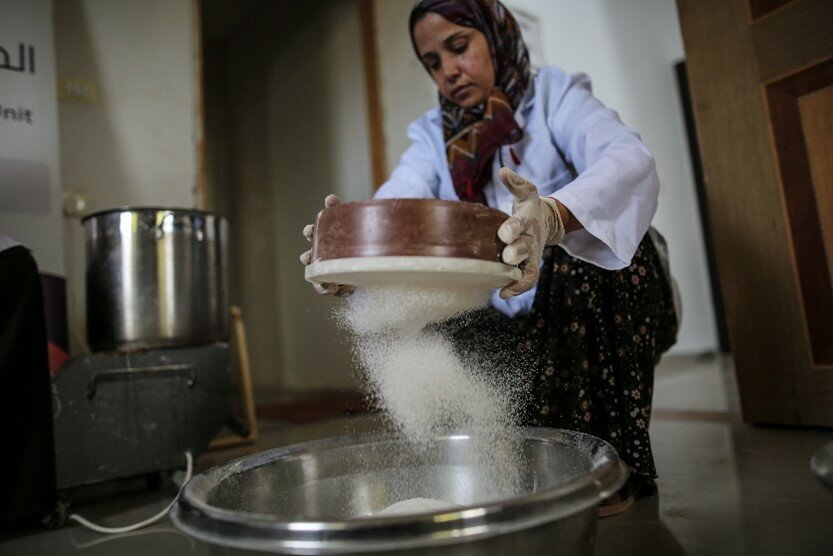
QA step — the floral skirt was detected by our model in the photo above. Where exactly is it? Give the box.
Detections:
[445,234,678,478]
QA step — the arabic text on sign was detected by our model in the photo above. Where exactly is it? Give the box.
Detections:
[0,44,35,74]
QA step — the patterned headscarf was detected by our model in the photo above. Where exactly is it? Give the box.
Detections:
[410,0,531,203]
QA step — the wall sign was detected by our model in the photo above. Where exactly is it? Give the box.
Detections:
[0,0,64,274]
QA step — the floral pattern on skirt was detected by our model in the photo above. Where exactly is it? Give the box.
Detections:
[445,234,677,478]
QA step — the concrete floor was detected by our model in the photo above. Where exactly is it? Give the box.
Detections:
[2,354,832,555]
[599,354,833,555]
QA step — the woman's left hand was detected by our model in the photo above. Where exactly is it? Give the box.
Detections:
[497,167,566,299]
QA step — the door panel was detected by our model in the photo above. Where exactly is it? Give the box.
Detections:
[752,0,833,82]
[767,61,833,368]
[748,0,794,20]
[801,86,833,288]
[677,0,833,425]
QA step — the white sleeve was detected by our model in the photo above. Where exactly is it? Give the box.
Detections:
[374,118,441,200]
[546,71,659,269]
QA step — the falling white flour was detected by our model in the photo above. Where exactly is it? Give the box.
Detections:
[342,285,490,337]
[337,285,530,514]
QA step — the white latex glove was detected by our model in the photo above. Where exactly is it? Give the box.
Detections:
[497,167,565,299]
[300,194,355,297]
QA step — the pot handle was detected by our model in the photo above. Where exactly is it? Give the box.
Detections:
[87,364,195,399]
[154,213,203,241]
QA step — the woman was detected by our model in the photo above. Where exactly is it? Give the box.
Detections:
[302,0,677,515]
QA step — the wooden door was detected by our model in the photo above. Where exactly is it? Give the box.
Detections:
[677,0,833,425]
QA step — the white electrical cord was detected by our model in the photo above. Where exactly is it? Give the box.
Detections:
[68,451,193,534]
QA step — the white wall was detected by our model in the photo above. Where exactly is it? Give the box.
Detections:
[375,0,718,354]
[375,0,437,175]
[217,0,372,395]
[55,0,198,210]
[267,0,372,393]
[54,0,200,353]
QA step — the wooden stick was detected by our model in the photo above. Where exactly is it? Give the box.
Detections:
[208,305,258,450]
[233,305,258,443]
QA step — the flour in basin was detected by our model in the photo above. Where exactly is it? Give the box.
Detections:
[374,497,458,516]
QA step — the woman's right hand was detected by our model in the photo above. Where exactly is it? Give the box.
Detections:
[300,194,355,297]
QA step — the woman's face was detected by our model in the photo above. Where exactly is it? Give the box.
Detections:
[413,12,495,108]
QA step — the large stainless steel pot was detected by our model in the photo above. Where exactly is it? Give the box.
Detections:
[171,428,627,554]
[83,207,229,352]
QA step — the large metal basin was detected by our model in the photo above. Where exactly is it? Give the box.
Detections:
[83,207,229,352]
[171,428,627,554]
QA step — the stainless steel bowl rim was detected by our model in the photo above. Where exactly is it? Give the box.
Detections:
[81,206,228,223]
[171,427,628,553]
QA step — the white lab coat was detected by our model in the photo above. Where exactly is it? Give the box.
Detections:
[375,66,659,317]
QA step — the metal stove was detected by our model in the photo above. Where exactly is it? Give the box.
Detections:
[51,344,231,489]
[51,208,234,490]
